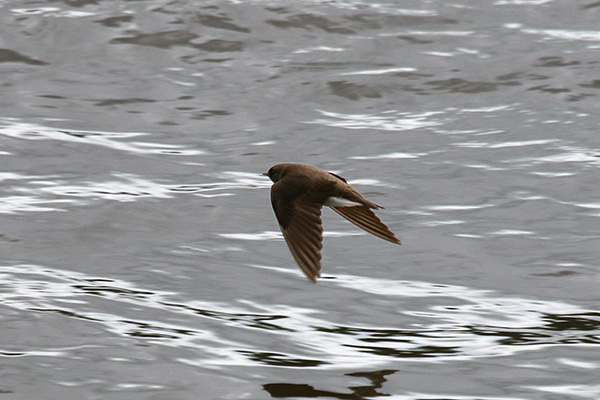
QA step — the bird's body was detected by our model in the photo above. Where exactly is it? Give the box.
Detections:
[264,163,400,282]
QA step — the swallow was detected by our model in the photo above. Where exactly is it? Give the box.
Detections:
[263,163,400,282]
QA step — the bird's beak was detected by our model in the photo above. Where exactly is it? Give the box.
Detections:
[262,172,269,176]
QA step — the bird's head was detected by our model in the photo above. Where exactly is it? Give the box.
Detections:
[262,165,283,183]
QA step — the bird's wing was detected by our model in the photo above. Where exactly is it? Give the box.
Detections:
[327,172,347,183]
[271,181,324,282]
[280,200,323,282]
[330,205,401,244]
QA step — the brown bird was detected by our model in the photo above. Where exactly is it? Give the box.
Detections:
[263,163,400,282]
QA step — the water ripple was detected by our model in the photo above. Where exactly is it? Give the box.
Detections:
[0,195,72,214]
[339,67,417,76]
[351,152,423,160]
[0,118,204,156]
[307,110,445,131]
[11,7,96,18]
[453,139,561,149]
[423,203,495,211]
[525,383,600,399]
[2,264,597,370]
[496,0,553,5]
[0,171,268,213]
[510,25,600,42]
[220,230,364,241]
[1,174,174,212]
[507,145,600,168]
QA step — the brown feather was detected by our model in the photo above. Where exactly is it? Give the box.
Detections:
[330,206,401,244]
[266,163,401,282]
[280,200,323,282]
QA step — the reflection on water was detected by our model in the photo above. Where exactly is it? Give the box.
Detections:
[264,369,396,399]
[1,264,598,370]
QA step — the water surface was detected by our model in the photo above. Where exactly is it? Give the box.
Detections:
[1,0,599,399]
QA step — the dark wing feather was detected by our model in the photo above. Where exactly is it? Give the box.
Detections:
[330,206,401,244]
[280,200,323,282]
[271,180,324,282]
[328,172,347,183]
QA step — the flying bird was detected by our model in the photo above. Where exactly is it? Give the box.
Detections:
[264,163,400,282]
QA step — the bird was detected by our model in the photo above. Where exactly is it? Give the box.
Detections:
[263,163,400,282]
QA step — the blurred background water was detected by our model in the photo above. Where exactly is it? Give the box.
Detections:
[1,0,599,399]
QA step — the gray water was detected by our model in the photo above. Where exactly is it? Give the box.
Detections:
[1,0,599,399]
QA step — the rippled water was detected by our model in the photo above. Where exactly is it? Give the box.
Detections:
[1,0,599,399]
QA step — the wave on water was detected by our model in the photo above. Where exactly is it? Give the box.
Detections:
[1,264,598,370]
